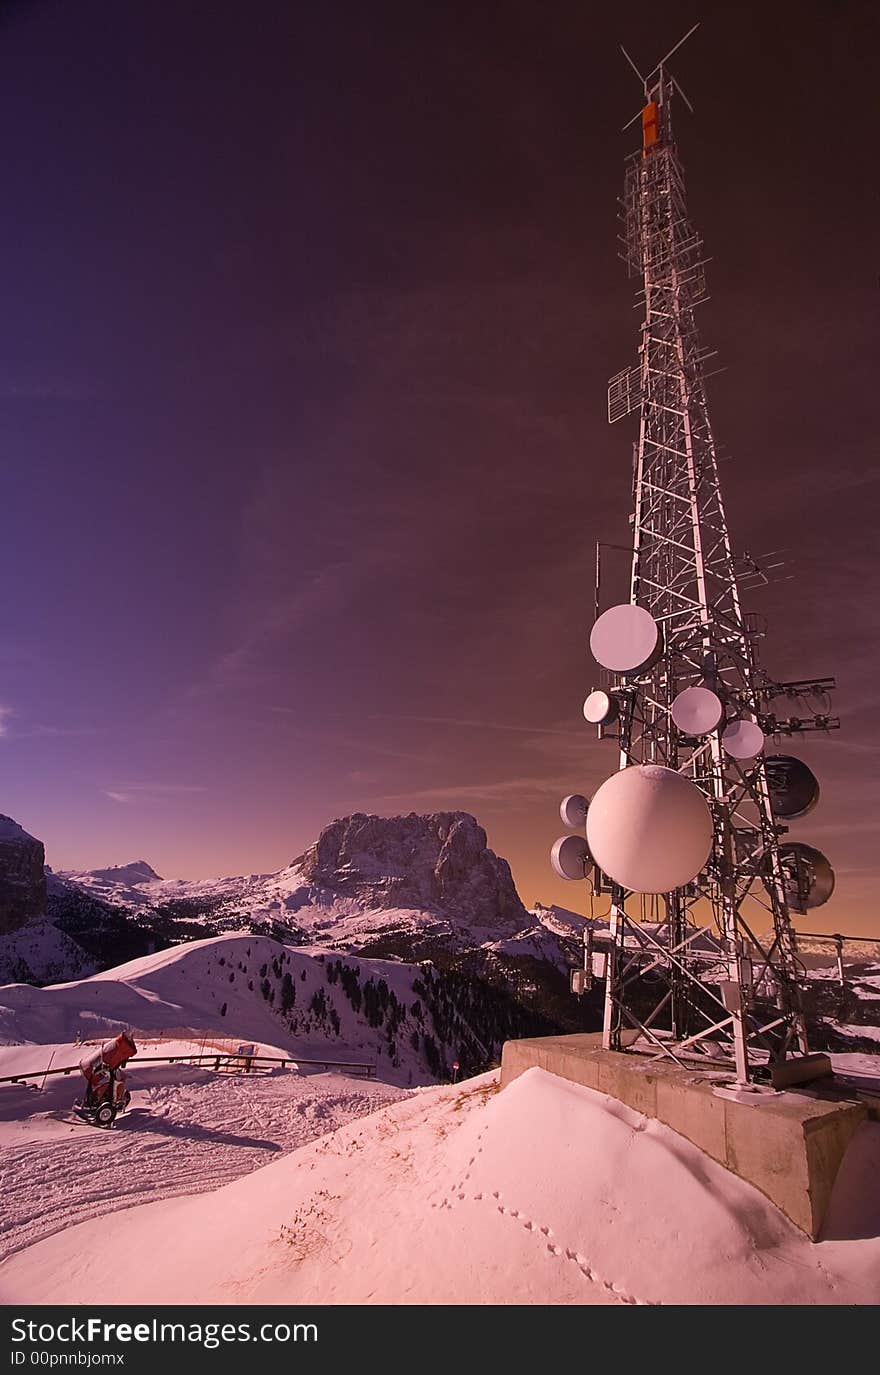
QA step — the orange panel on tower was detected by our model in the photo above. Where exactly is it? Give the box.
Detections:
[642,101,660,152]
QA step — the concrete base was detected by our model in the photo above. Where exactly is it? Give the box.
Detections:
[500,1034,869,1239]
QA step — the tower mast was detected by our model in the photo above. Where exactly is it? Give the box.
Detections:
[575,32,840,1083]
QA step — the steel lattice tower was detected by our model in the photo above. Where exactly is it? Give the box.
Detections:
[582,38,839,1084]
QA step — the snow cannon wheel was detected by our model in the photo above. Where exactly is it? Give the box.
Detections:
[95,1103,115,1129]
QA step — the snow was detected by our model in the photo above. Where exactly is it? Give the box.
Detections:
[0,934,429,1083]
[829,1053,880,1093]
[0,917,97,987]
[1,1066,878,1306]
[0,1061,407,1266]
[1,903,878,1305]
[825,1021,880,1043]
[53,860,581,970]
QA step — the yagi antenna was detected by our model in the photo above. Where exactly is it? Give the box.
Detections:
[645,21,701,83]
[619,20,700,130]
[672,77,695,115]
[619,43,646,86]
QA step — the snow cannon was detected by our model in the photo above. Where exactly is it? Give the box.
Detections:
[79,1032,136,1082]
[101,1031,137,1070]
[75,1032,137,1129]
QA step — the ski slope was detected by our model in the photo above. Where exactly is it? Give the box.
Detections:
[0,1061,407,1265]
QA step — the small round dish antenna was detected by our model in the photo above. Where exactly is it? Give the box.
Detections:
[585,764,713,893]
[769,842,835,913]
[763,755,820,820]
[589,604,662,676]
[671,685,724,735]
[550,834,590,881]
[559,793,589,829]
[722,718,765,760]
[583,690,619,726]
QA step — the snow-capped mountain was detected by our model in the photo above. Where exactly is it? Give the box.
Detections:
[57,812,538,952]
[50,813,592,1005]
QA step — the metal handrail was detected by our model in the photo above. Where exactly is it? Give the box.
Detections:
[0,1051,377,1086]
[795,931,880,946]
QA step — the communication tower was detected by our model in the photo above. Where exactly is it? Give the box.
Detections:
[553,29,839,1085]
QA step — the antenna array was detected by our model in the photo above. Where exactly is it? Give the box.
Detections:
[552,29,839,1084]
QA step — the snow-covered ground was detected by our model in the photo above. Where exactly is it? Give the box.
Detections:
[0,1061,407,1265]
[1,920,878,1305]
[1,1065,878,1306]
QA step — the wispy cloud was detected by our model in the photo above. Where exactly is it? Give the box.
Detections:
[104,782,206,805]
[376,773,575,809]
[25,724,108,739]
[0,705,13,738]
[366,712,581,738]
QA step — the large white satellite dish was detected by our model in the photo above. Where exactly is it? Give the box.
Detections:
[585,764,714,893]
[583,689,619,726]
[550,834,590,881]
[559,793,589,829]
[722,718,765,760]
[671,685,724,735]
[589,604,662,676]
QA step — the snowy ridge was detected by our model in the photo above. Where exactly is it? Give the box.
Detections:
[0,932,529,1087]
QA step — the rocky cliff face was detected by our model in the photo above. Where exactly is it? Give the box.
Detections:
[299,811,528,933]
[0,816,47,934]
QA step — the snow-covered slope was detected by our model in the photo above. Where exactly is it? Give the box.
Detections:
[2,1066,877,1306]
[0,932,529,1087]
[0,1061,408,1264]
[0,917,97,986]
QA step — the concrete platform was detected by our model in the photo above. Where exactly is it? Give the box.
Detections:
[500,1033,870,1238]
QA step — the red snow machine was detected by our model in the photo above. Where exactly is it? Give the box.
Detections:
[74,1032,137,1128]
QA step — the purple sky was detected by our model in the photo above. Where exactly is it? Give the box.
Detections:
[0,1,876,933]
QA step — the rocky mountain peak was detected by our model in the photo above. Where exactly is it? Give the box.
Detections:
[0,814,47,934]
[300,811,528,932]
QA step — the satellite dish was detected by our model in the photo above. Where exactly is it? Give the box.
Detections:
[559,793,589,829]
[769,842,835,913]
[585,764,714,893]
[583,690,619,726]
[722,718,765,760]
[763,755,820,820]
[589,604,662,676]
[671,685,724,735]
[550,834,590,881]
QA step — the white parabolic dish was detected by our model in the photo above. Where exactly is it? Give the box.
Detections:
[550,834,590,881]
[722,718,765,760]
[589,604,661,675]
[671,685,724,735]
[586,764,714,893]
[583,689,618,726]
